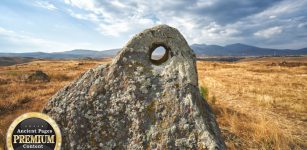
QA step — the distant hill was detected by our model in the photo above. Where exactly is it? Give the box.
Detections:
[191,43,307,56]
[0,57,34,66]
[0,49,120,59]
[0,43,307,59]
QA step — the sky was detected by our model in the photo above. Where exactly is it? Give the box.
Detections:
[0,0,307,53]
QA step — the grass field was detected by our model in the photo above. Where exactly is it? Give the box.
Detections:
[198,56,307,149]
[0,56,306,149]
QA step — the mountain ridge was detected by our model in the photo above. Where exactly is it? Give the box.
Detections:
[0,49,120,59]
[1,43,306,58]
[191,43,307,56]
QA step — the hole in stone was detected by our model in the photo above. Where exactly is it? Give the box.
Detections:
[151,46,166,60]
[150,45,169,65]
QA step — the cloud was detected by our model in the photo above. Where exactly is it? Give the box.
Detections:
[60,0,307,49]
[97,18,155,36]
[191,0,282,25]
[2,0,306,52]
[0,27,89,52]
[254,26,283,38]
[0,27,44,44]
[64,0,157,36]
[67,9,99,22]
[34,1,57,11]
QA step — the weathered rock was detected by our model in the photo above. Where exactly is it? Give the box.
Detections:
[27,70,50,82]
[43,25,226,149]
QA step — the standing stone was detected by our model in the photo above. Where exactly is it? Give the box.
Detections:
[43,25,226,149]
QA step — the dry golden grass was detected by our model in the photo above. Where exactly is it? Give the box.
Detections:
[198,56,307,149]
[0,56,306,149]
[0,59,111,147]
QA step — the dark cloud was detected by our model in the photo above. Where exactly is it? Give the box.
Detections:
[64,0,307,49]
[194,0,282,25]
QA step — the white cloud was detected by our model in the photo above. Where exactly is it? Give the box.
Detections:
[67,9,99,22]
[97,18,154,36]
[254,26,283,38]
[35,1,57,11]
[64,0,102,14]
[62,0,292,46]
[254,0,306,19]
[0,27,15,35]
[298,22,307,28]
[3,0,305,52]
[0,27,89,52]
[269,15,276,19]
[64,1,157,36]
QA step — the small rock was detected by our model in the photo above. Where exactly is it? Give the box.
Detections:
[26,70,50,82]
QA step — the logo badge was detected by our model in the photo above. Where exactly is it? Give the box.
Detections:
[6,112,61,150]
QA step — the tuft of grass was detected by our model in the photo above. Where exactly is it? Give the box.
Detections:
[49,73,71,81]
[200,86,217,105]
[199,86,209,100]
[0,78,9,85]
[17,96,32,104]
[256,94,276,107]
[211,95,216,105]
[215,105,297,149]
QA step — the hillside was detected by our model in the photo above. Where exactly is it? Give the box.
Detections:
[0,57,34,66]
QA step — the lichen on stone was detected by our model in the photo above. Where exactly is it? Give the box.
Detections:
[43,24,226,150]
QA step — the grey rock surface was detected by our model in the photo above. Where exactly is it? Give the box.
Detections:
[27,70,50,82]
[43,25,226,149]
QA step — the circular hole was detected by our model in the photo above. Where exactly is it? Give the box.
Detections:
[151,46,166,60]
[150,45,169,65]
